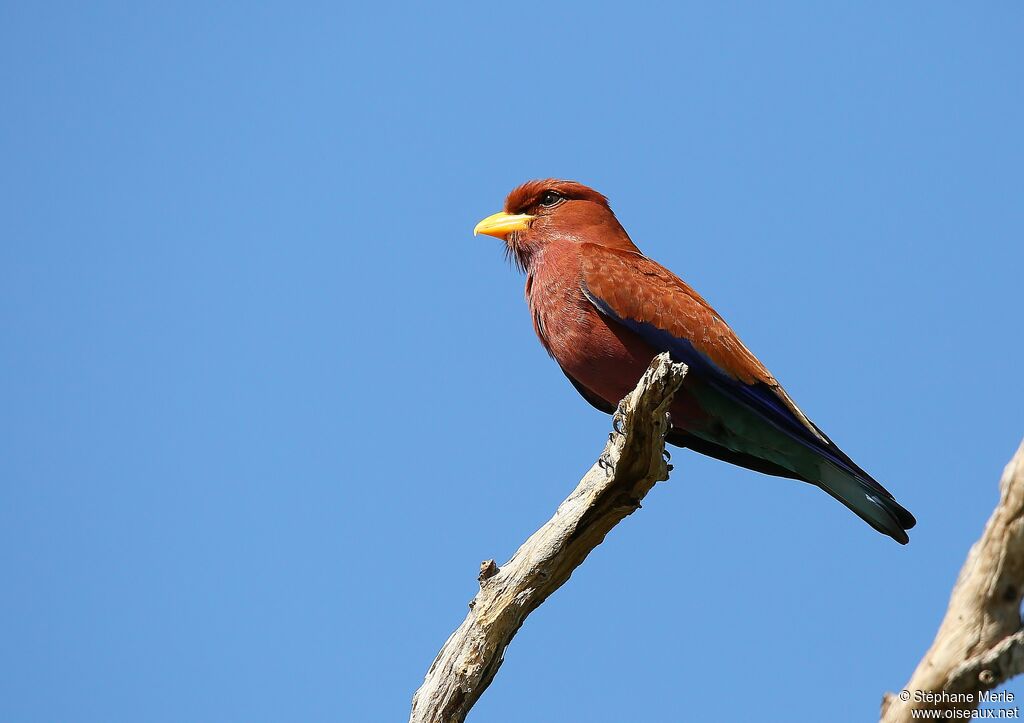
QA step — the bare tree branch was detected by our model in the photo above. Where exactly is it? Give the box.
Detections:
[882,440,1024,722]
[409,354,688,723]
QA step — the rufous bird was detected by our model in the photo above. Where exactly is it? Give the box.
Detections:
[475,179,915,544]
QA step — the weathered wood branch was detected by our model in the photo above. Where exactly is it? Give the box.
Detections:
[882,440,1024,721]
[409,354,688,723]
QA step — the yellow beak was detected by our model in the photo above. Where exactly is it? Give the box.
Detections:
[473,211,535,239]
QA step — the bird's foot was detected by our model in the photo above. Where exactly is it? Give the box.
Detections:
[598,452,614,476]
[612,403,627,436]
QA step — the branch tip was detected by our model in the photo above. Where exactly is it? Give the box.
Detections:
[410,355,687,723]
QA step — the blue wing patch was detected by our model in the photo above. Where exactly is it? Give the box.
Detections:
[582,282,882,488]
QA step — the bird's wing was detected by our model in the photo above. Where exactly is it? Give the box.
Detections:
[578,242,915,542]
[577,243,876,486]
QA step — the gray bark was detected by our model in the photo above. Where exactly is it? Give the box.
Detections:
[409,354,688,723]
[882,440,1024,721]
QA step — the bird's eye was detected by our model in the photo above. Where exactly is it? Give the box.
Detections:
[539,191,564,207]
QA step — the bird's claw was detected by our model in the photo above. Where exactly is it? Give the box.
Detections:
[598,454,614,476]
[612,403,627,436]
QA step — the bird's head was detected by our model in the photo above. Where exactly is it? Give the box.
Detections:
[474,179,636,271]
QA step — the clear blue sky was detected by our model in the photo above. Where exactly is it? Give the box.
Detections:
[3,3,1022,722]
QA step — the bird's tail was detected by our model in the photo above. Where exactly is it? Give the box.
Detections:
[816,463,916,544]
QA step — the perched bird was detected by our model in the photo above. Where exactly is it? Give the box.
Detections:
[475,179,915,544]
